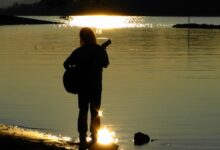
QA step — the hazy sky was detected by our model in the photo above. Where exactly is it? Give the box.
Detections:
[0,0,40,8]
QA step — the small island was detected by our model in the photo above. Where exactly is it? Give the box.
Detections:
[173,23,220,29]
[0,15,61,25]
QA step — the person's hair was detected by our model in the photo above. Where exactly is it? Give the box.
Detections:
[80,27,97,45]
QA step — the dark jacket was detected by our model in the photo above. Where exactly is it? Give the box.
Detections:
[64,44,109,92]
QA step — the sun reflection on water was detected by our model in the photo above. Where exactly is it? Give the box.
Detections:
[97,127,118,145]
[65,15,146,30]
[98,110,103,117]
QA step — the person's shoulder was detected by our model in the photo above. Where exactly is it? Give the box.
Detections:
[70,47,82,56]
[93,44,102,50]
[77,44,101,51]
[73,46,84,52]
[85,44,102,51]
[95,44,101,48]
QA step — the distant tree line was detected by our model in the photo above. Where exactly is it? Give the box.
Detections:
[0,0,219,16]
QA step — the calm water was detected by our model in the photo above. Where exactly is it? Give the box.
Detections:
[0,16,220,150]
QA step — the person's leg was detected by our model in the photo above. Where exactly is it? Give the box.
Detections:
[90,90,102,143]
[78,93,89,145]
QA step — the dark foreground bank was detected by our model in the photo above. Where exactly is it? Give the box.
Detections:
[0,124,76,150]
[0,15,61,25]
[0,124,119,150]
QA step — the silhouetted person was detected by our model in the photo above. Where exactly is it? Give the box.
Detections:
[64,27,109,148]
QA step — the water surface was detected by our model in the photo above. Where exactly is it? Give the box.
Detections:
[0,16,220,150]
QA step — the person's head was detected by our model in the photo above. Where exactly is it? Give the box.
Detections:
[79,27,97,46]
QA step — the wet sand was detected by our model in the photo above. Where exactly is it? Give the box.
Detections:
[0,124,77,150]
[0,124,119,150]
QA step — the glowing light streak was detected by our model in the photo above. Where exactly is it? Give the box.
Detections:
[97,127,118,145]
[67,15,146,29]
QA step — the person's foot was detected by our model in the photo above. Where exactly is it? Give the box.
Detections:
[87,139,96,148]
[79,143,88,150]
[91,134,97,144]
[79,134,88,149]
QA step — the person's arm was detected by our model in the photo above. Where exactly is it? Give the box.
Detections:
[100,48,109,68]
[63,49,79,70]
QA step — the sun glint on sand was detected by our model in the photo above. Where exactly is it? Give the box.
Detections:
[0,124,119,150]
[0,124,77,150]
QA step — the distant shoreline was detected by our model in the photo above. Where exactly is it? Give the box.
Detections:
[173,23,220,29]
[0,15,61,25]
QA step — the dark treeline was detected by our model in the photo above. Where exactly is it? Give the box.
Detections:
[0,0,220,16]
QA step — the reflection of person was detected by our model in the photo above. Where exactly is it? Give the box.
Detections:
[64,27,109,148]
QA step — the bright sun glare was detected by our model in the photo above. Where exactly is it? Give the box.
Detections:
[97,127,118,145]
[69,16,128,29]
[67,15,145,29]
[98,110,103,117]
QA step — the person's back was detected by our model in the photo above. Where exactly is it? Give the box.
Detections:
[74,44,108,92]
[64,43,109,92]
